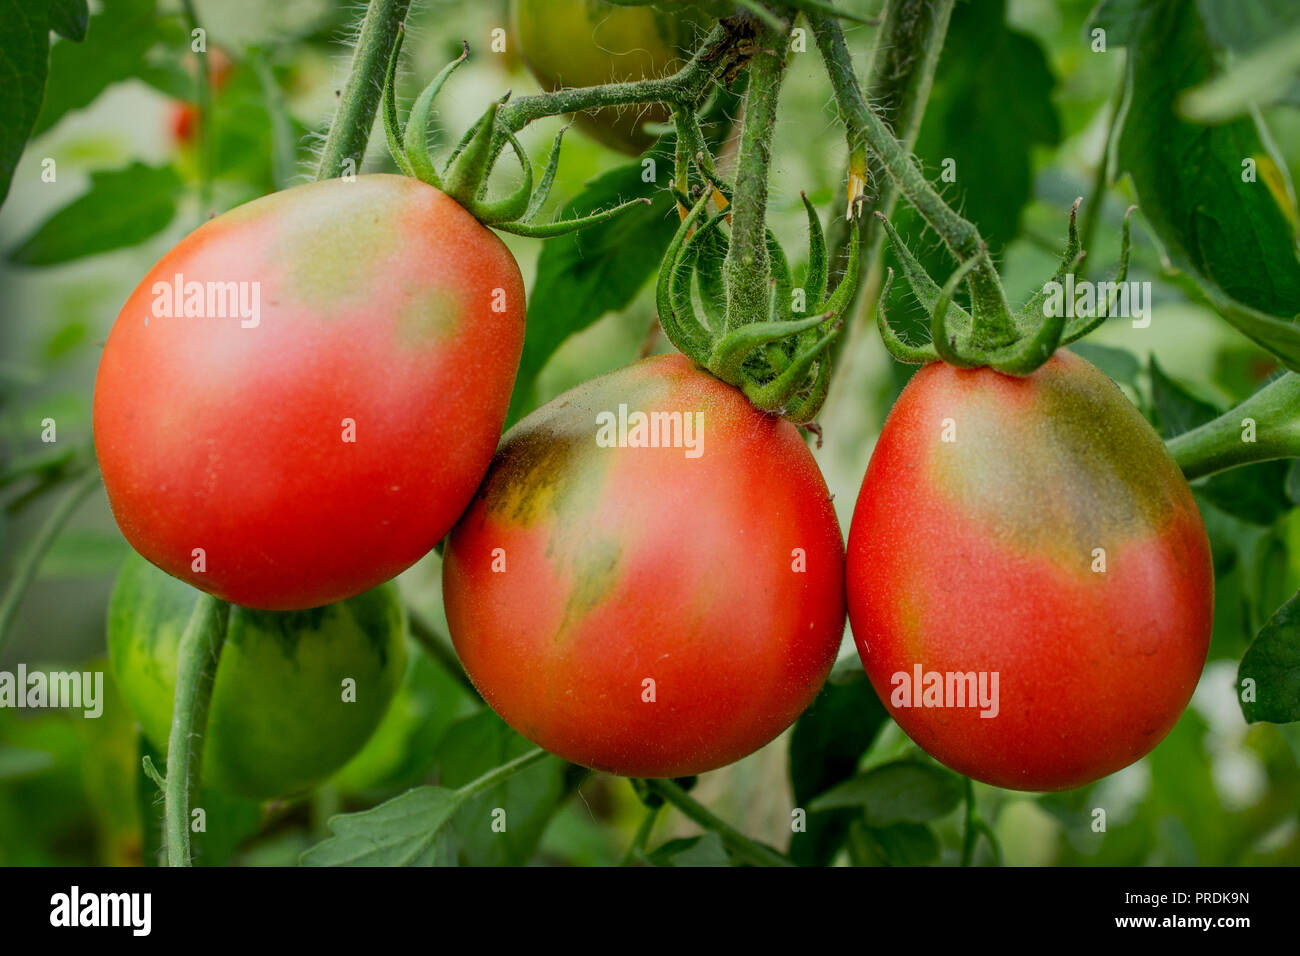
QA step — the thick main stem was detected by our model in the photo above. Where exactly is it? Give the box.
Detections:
[1166,372,1300,481]
[165,593,230,867]
[812,12,1015,347]
[316,0,413,181]
[817,0,955,339]
[724,17,791,328]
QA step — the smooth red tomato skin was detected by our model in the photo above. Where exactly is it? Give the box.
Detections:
[443,354,845,778]
[847,352,1213,791]
[94,175,525,610]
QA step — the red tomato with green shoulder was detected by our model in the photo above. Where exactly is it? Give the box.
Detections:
[93,174,525,611]
[846,351,1213,791]
[442,353,846,778]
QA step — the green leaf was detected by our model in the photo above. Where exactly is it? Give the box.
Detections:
[299,785,463,866]
[1116,0,1300,325]
[808,760,964,826]
[1086,0,1146,45]
[48,0,89,41]
[851,821,940,866]
[787,663,888,866]
[505,146,677,425]
[1200,290,1300,373]
[31,0,163,139]
[433,710,567,866]
[9,162,182,266]
[647,832,731,867]
[0,0,55,207]
[1239,589,1300,723]
[1195,0,1300,53]
[1181,22,1300,122]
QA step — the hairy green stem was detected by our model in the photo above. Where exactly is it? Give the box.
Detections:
[724,17,791,328]
[316,0,413,180]
[0,467,100,657]
[165,593,230,867]
[812,12,1013,346]
[817,0,954,365]
[498,21,748,133]
[1167,372,1300,481]
[457,748,550,799]
[646,778,794,867]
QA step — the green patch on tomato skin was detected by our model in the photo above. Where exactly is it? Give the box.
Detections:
[479,426,590,529]
[555,536,625,642]
[927,354,1194,564]
[394,285,461,347]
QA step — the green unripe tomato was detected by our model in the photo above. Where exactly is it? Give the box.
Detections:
[108,553,407,801]
[512,0,702,154]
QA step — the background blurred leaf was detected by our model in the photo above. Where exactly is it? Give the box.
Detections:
[1116,0,1300,324]
[850,820,940,866]
[0,745,55,781]
[809,760,963,826]
[1239,589,1300,723]
[47,0,89,42]
[433,709,567,866]
[9,162,182,266]
[788,663,888,865]
[0,0,83,207]
[31,0,167,139]
[647,831,731,866]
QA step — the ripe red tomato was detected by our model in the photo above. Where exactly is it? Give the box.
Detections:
[442,354,845,777]
[94,174,525,610]
[846,351,1213,791]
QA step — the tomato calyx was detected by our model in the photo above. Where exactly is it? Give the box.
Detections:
[875,198,1136,375]
[382,27,648,237]
[655,179,860,425]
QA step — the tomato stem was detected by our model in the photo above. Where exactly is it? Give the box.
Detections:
[0,467,100,656]
[164,593,230,867]
[619,805,661,866]
[646,778,795,867]
[817,0,955,351]
[455,747,551,801]
[811,11,1017,350]
[496,21,751,134]
[724,16,791,329]
[1166,372,1300,481]
[317,0,413,181]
